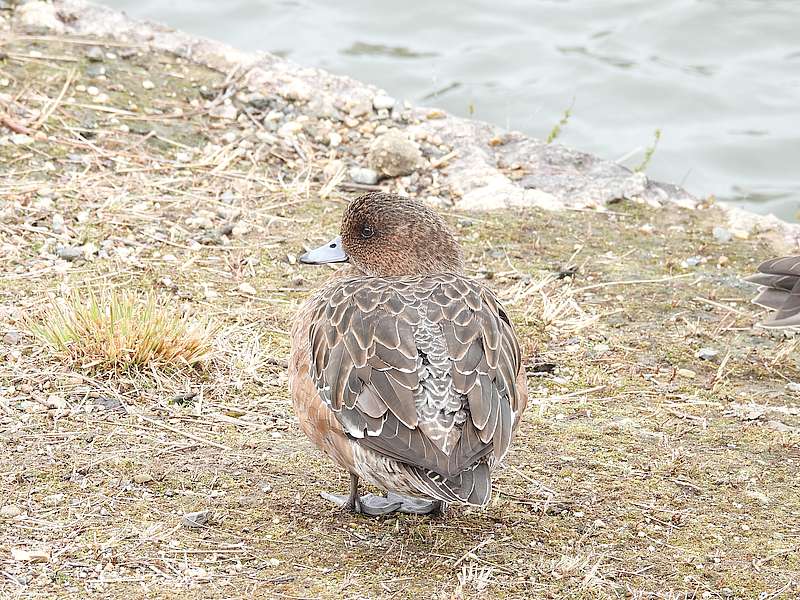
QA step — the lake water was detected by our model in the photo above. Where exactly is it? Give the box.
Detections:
[103,0,800,221]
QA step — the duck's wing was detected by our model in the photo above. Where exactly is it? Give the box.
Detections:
[744,256,800,328]
[307,273,525,504]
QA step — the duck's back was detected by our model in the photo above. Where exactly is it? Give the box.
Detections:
[291,272,528,505]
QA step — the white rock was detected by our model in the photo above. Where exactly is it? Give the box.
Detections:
[17,2,64,33]
[0,505,23,518]
[278,80,312,102]
[350,167,379,185]
[278,121,303,138]
[328,131,342,147]
[141,79,155,90]
[238,282,257,295]
[372,94,396,111]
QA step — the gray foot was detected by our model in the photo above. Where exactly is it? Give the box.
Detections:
[321,491,444,516]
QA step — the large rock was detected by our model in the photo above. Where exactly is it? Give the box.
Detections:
[367,130,422,178]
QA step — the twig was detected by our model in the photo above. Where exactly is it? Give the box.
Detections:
[136,414,231,451]
[571,273,693,294]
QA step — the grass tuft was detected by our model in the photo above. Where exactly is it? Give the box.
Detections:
[28,289,217,372]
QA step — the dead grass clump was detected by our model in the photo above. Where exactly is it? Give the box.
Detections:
[28,289,217,371]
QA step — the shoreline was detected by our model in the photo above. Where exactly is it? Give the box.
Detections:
[11,0,800,252]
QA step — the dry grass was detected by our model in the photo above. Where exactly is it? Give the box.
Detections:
[0,31,799,600]
[28,289,217,372]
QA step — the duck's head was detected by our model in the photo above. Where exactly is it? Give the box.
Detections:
[300,192,464,277]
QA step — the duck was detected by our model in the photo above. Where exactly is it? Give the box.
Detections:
[288,192,529,515]
[744,256,800,328]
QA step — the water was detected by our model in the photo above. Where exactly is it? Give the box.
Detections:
[103,0,800,220]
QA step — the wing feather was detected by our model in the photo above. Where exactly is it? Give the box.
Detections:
[306,273,527,503]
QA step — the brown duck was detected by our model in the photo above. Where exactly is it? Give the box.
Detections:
[744,256,800,328]
[288,192,529,515]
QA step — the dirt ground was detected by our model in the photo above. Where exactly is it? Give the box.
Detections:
[1,34,798,599]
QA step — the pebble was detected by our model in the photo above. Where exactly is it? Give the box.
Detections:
[713,226,732,243]
[10,134,33,145]
[238,282,257,295]
[86,85,99,96]
[677,368,697,379]
[46,394,67,409]
[786,382,800,393]
[278,120,303,138]
[133,473,153,484]
[221,131,238,144]
[350,167,379,185]
[86,65,106,78]
[141,79,155,90]
[368,129,422,177]
[182,510,210,528]
[682,256,704,268]
[57,245,84,261]
[328,131,342,147]
[0,505,23,518]
[696,347,719,360]
[372,94,396,111]
[3,331,21,345]
[86,46,104,62]
[95,93,110,104]
[247,94,272,111]
[51,213,65,233]
[43,493,64,507]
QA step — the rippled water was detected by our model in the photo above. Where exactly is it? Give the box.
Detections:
[104,0,800,220]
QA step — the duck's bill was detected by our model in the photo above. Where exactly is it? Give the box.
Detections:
[299,235,349,265]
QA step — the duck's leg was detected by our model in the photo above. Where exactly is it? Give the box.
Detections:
[320,473,403,516]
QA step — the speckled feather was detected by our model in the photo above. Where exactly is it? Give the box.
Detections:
[304,271,524,504]
[744,256,800,328]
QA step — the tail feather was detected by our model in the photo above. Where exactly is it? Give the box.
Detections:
[407,461,491,506]
[744,255,800,329]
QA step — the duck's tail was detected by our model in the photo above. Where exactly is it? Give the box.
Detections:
[744,256,800,328]
[408,461,492,506]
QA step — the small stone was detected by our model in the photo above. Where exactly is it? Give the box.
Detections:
[46,394,67,409]
[696,348,719,360]
[367,130,422,177]
[10,134,33,145]
[247,94,272,110]
[57,245,84,261]
[350,167,379,185]
[323,159,345,181]
[712,226,732,243]
[717,255,730,266]
[328,131,342,147]
[43,493,64,506]
[786,382,800,393]
[682,256,704,268]
[426,109,446,119]
[372,94,396,111]
[11,548,50,563]
[278,120,303,138]
[95,93,110,104]
[141,79,155,90]
[238,282,257,295]
[677,368,696,379]
[0,505,23,518]
[277,80,311,102]
[133,473,153,484]
[86,85,99,96]
[182,510,210,528]
[3,331,21,345]
[86,46,104,62]
[221,131,238,144]
[51,213,65,233]
[176,151,192,163]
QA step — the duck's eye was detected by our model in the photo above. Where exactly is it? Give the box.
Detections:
[361,224,375,239]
